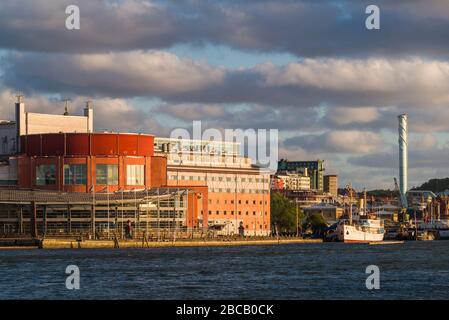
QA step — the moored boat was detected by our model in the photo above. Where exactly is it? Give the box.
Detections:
[337,218,385,243]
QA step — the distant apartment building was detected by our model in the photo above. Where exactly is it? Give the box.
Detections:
[323,174,338,197]
[270,175,284,190]
[278,159,324,191]
[283,189,335,208]
[271,172,310,191]
[155,138,271,236]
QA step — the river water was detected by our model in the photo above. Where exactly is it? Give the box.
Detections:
[1,242,448,299]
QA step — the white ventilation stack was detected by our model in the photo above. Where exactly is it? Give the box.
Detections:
[398,114,408,200]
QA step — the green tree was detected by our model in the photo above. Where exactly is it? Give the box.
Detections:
[270,192,302,233]
[302,214,328,235]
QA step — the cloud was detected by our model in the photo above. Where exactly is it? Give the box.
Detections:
[3,51,225,98]
[348,142,449,170]
[1,0,449,58]
[284,130,385,154]
[324,107,380,126]
[5,53,449,113]
[1,0,449,189]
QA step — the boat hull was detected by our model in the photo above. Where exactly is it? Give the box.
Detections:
[337,225,384,243]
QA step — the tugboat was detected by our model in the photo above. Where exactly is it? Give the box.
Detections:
[336,185,385,243]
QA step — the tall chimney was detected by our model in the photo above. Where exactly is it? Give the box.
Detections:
[84,100,94,133]
[398,114,408,200]
[15,94,25,153]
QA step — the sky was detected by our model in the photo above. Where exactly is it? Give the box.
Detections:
[0,0,449,190]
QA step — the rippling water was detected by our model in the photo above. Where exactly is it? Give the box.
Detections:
[1,242,449,299]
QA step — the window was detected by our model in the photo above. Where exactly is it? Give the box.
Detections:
[36,165,56,185]
[96,164,118,185]
[224,211,227,215]
[127,165,144,185]
[64,164,87,185]
[231,211,234,215]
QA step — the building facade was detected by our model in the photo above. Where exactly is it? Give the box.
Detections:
[0,96,273,237]
[323,175,338,198]
[17,132,164,192]
[155,138,271,236]
[271,172,310,191]
[0,97,94,185]
[277,159,325,191]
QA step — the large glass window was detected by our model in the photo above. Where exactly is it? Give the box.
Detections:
[64,164,87,185]
[36,165,56,185]
[127,165,144,185]
[96,164,118,185]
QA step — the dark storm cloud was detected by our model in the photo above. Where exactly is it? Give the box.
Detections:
[1,0,449,58]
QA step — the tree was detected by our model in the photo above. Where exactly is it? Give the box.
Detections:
[413,178,449,193]
[270,192,301,233]
[302,214,328,236]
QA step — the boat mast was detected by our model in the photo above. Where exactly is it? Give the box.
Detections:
[364,188,367,216]
[347,184,353,225]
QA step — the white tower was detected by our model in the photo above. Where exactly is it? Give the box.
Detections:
[398,114,408,200]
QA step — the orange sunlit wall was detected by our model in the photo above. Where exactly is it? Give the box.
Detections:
[17,132,159,192]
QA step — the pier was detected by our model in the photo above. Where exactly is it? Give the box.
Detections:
[0,237,321,249]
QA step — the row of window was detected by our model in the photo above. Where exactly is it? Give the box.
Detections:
[36,164,145,186]
[209,211,268,216]
[169,175,269,183]
[209,188,269,194]
[209,199,268,205]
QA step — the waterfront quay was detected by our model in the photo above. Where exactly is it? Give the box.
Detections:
[0,237,321,249]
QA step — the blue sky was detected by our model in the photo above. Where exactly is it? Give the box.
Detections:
[1,0,449,189]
